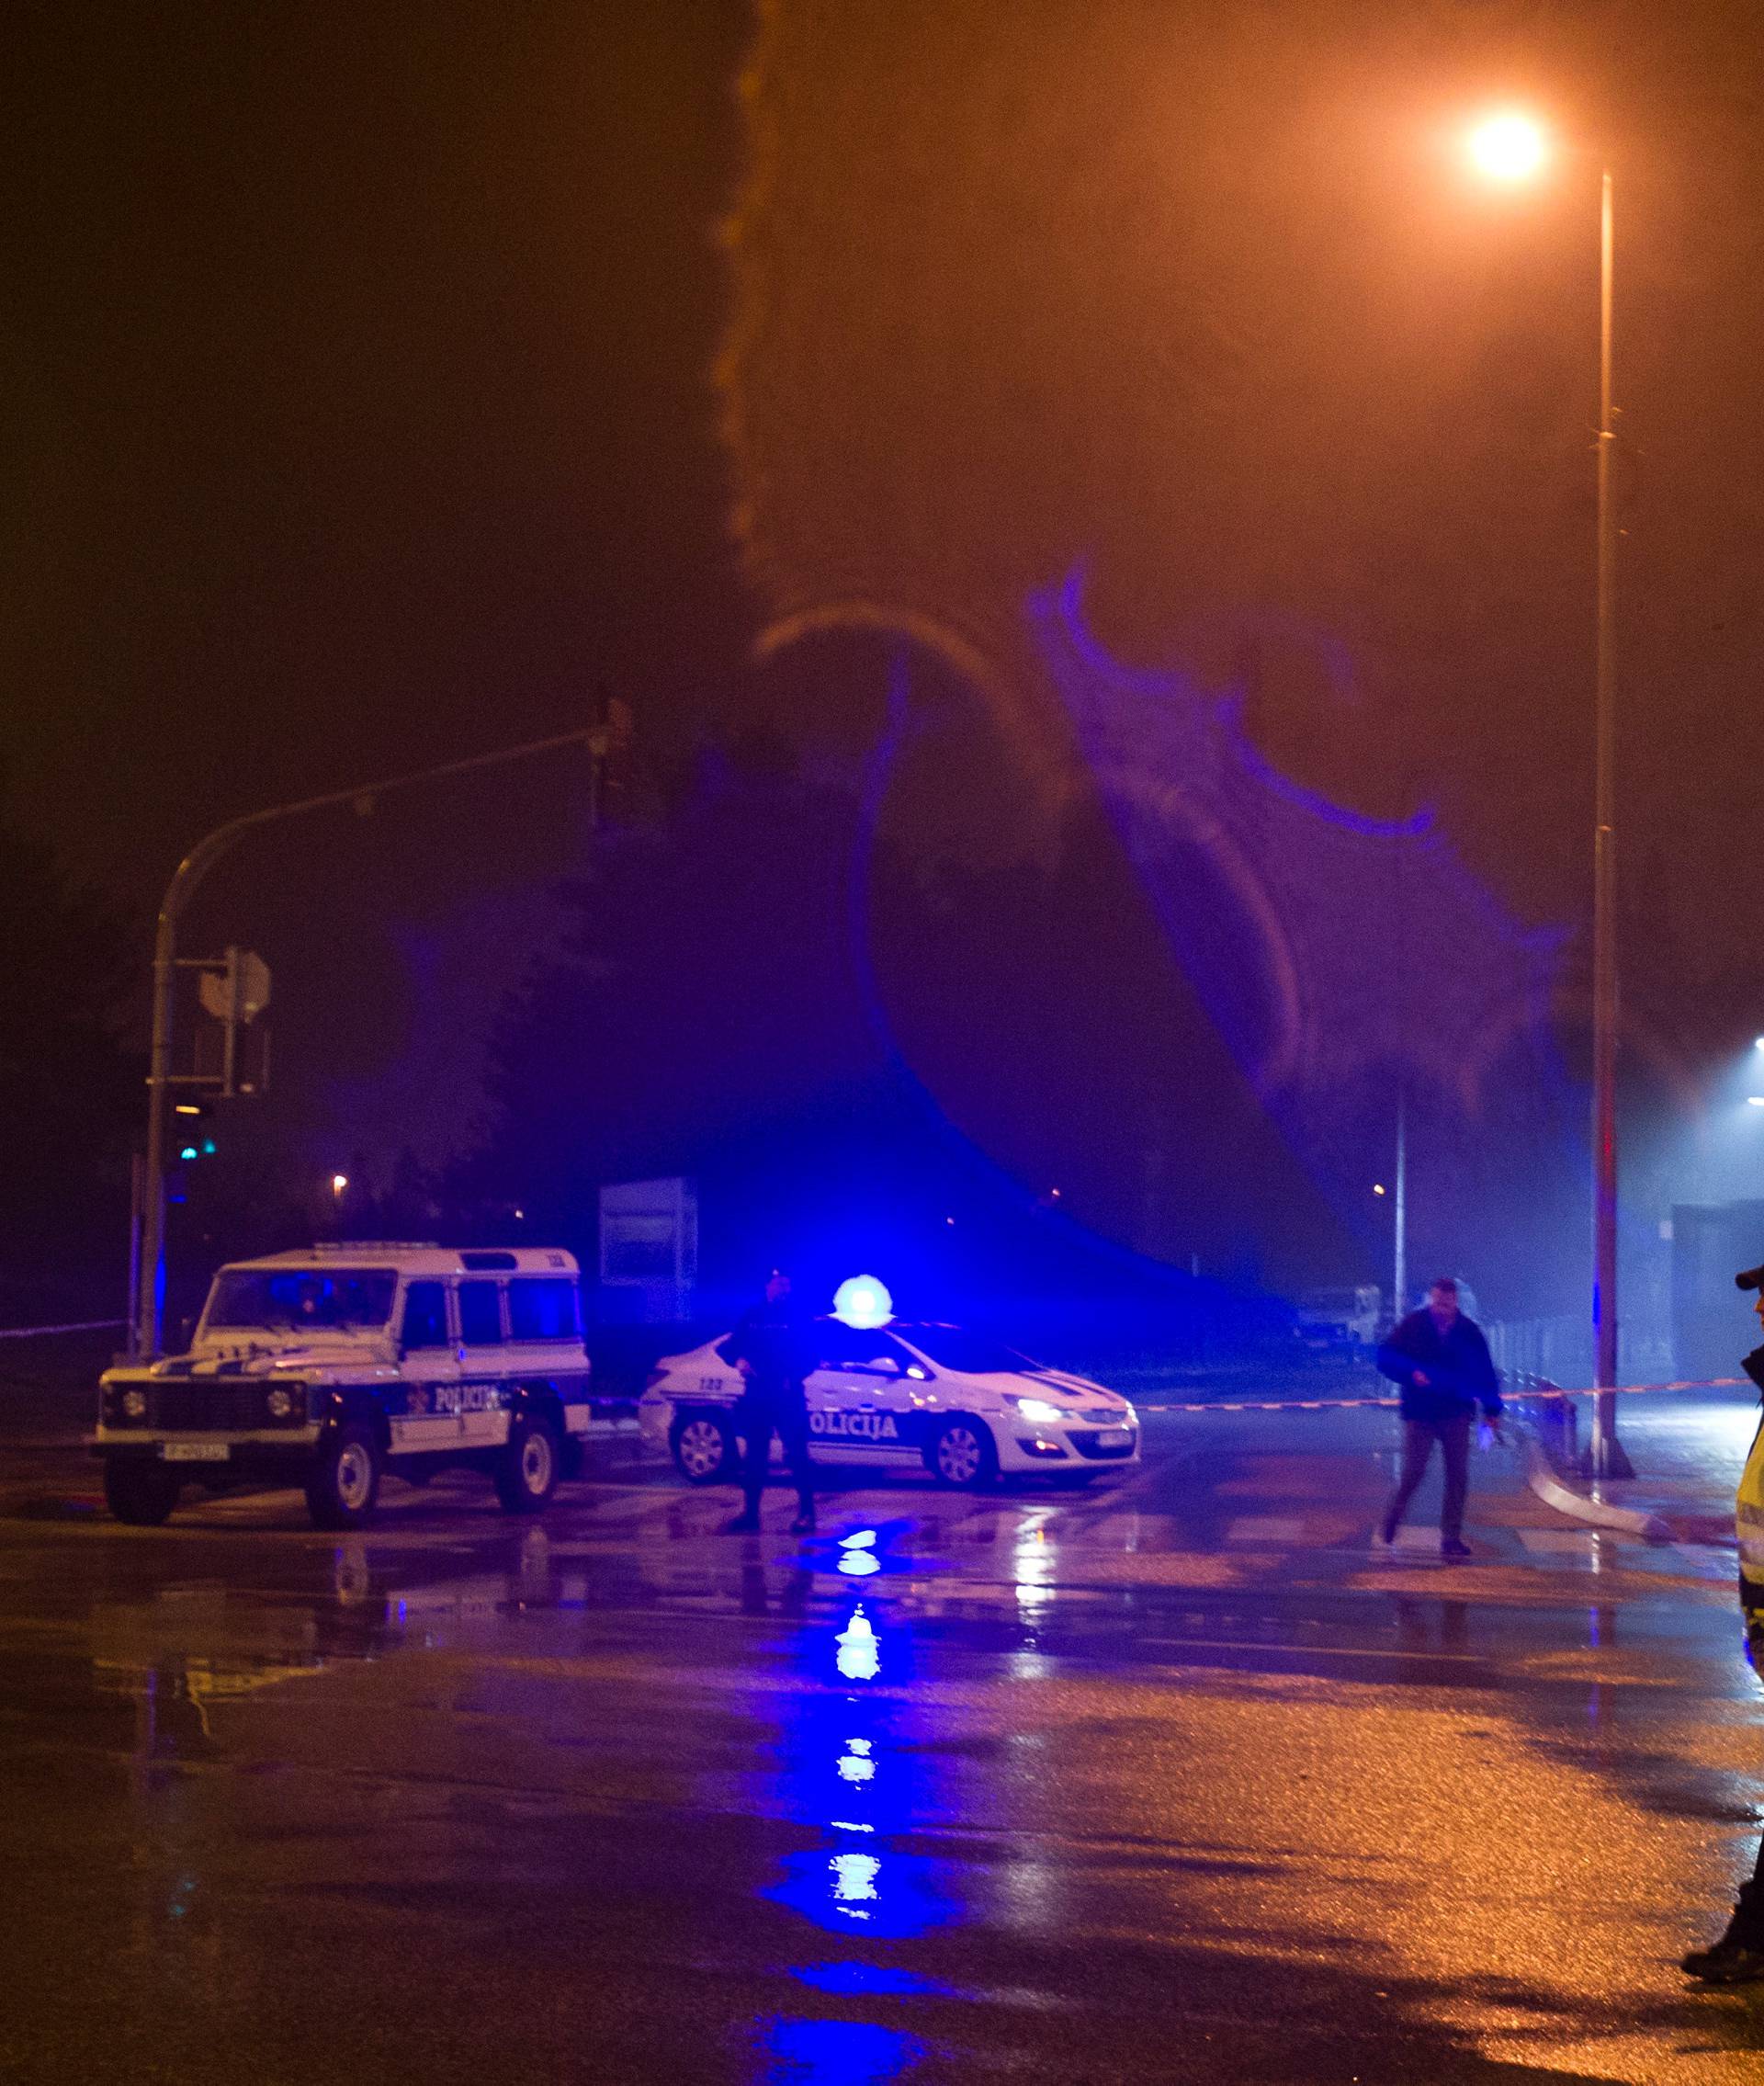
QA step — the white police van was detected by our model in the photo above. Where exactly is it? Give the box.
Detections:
[96,1244,592,1530]
[639,1279,1140,1491]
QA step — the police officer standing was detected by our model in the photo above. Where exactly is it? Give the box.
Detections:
[1682,1259,1764,1982]
[724,1267,817,1535]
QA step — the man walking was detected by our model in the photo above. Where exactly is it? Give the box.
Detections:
[1682,1260,1764,1983]
[724,1267,817,1535]
[1374,1276,1502,1559]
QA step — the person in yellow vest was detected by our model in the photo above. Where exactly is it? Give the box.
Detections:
[1682,1260,1764,1983]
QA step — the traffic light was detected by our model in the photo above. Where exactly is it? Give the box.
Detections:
[171,1098,216,1163]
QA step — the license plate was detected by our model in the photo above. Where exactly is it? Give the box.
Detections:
[161,1441,230,1462]
[1095,1428,1131,1447]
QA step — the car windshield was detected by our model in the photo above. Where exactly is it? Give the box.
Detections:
[902,1325,1044,1377]
[204,1268,398,1333]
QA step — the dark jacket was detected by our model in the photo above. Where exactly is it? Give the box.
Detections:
[1375,1308,1502,1423]
[723,1298,811,1401]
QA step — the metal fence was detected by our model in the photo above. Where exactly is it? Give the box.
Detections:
[1485,1314,1678,1389]
[1485,1315,1589,1386]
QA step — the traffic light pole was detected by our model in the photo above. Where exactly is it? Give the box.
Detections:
[135,723,614,1358]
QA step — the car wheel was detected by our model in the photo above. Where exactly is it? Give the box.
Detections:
[672,1413,735,1485]
[495,1415,561,1514]
[103,1459,182,1526]
[927,1416,998,1490]
[305,1425,381,1531]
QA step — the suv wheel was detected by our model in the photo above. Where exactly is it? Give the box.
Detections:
[104,1460,182,1526]
[305,1425,381,1531]
[672,1413,735,1485]
[495,1416,561,1514]
[927,1416,997,1490]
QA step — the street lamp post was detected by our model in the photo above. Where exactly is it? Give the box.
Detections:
[1466,114,1628,1477]
[136,723,616,1358]
[1589,164,1627,1478]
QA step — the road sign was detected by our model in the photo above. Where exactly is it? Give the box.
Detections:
[198,947,271,1026]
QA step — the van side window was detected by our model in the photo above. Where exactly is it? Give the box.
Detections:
[508,1279,580,1342]
[458,1283,504,1345]
[401,1282,449,1351]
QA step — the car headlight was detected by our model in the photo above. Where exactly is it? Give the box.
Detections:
[121,1388,148,1421]
[1008,1396,1068,1424]
[266,1387,295,1420]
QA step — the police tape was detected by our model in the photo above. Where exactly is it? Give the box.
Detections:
[1135,1377,1754,1415]
[0,1318,125,1342]
[1498,1377,1753,1399]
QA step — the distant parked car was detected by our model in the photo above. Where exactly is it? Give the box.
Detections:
[1294,1286,1382,1355]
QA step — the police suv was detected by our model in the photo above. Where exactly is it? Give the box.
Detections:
[96,1245,593,1530]
[639,1306,1140,1490]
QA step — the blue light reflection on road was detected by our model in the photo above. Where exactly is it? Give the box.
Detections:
[799,1520,920,1585]
[763,1600,951,1943]
[837,1609,881,1681]
[758,1536,956,2082]
[792,1963,951,1999]
[755,2017,926,2084]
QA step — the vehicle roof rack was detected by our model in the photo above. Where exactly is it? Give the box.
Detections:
[309,1241,441,1252]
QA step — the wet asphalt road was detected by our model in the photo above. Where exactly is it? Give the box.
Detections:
[3,1405,1764,2084]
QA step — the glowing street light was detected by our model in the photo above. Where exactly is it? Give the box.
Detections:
[1465,109,1627,1479]
[330,1173,348,1200]
[1468,111,1548,182]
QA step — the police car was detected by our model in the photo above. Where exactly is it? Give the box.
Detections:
[95,1244,593,1530]
[639,1278,1140,1490]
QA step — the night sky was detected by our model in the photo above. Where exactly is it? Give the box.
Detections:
[6,2,753,1167]
[6,2,1762,1285]
[6,3,747,879]
[724,0,1764,960]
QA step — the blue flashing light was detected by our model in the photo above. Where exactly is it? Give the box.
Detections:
[832,1275,893,1330]
[200,1139,216,1155]
[178,1145,198,1162]
[840,1529,877,1549]
[838,1551,881,1579]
